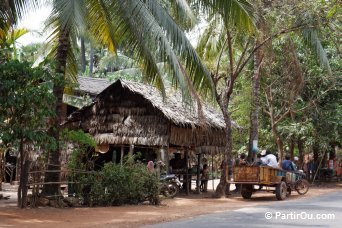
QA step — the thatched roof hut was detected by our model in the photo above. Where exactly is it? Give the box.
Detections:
[76,76,111,97]
[65,79,237,153]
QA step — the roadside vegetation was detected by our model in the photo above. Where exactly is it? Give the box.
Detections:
[0,0,340,207]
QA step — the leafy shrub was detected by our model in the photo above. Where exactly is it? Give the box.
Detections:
[80,162,160,206]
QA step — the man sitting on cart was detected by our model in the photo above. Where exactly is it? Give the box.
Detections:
[260,150,278,168]
[281,154,296,171]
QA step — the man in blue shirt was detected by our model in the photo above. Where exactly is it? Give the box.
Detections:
[282,154,295,171]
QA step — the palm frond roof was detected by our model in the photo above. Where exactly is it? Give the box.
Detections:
[77,76,112,96]
[70,77,238,130]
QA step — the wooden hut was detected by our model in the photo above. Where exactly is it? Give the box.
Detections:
[64,79,239,192]
[65,79,237,153]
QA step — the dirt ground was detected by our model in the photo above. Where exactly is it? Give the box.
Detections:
[0,182,341,228]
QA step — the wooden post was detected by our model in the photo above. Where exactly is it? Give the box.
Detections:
[196,152,201,194]
[185,149,189,195]
[112,150,117,164]
[165,146,170,174]
[129,144,134,157]
[120,145,124,166]
[212,150,214,191]
[156,148,161,177]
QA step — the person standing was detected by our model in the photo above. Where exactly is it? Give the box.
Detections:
[147,161,154,172]
[200,164,209,192]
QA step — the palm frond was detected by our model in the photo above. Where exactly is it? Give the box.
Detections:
[85,0,117,53]
[44,0,85,82]
[301,27,332,76]
[5,27,28,46]
[195,0,256,33]
[0,0,42,26]
[142,0,214,97]
[167,0,197,29]
[196,15,226,61]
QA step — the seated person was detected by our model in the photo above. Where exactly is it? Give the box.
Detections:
[253,153,263,166]
[261,150,278,168]
[282,154,295,171]
[235,153,248,166]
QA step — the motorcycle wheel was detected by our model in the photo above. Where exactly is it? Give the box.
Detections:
[166,183,179,198]
[295,179,309,195]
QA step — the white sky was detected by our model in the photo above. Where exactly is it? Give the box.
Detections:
[16,5,204,48]
[16,6,52,46]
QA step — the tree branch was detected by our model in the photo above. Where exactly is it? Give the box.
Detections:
[274,109,291,126]
[214,37,228,86]
[226,30,234,79]
[235,24,312,77]
[234,37,252,76]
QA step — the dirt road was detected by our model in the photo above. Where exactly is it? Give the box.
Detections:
[0,183,340,228]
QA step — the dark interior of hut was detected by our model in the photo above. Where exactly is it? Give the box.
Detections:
[93,145,157,170]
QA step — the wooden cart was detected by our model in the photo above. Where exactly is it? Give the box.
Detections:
[230,166,309,200]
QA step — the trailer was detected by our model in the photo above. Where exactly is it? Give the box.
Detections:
[230,166,309,200]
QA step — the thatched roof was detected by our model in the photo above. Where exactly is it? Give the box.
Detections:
[76,76,111,96]
[64,79,240,149]
[68,79,237,130]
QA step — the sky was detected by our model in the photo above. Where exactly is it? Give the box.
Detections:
[16,6,52,46]
[15,5,204,47]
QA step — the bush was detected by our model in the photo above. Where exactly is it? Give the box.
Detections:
[79,162,160,206]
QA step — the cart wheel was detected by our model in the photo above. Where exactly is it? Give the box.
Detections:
[295,179,309,195]
[276,181,287,200]
[241,185,253,199]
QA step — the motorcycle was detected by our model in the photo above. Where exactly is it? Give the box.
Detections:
[160,174,181,198]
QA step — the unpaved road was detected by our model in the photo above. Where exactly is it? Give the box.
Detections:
[0,183,340,228]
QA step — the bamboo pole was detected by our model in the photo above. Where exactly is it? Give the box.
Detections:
[212,150,214,191]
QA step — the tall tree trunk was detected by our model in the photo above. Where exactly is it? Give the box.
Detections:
[88,46,94,77]
[248,42,262,162]
[80,37,86,74]
[272,124,284,163]
[17,138,30,208]
[17,138,23,207]
[289,138,295,160]
[298,138,304,169]
[0,149,3,191]
[41,30,70,196]
[313,143,319,163]
[215,104,233,197]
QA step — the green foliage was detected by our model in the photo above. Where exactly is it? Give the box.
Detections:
[61,129,96,147]
[0,60,55,149]
[61,129,96,171]
[80,162,160,206]
[19,43,42,63]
